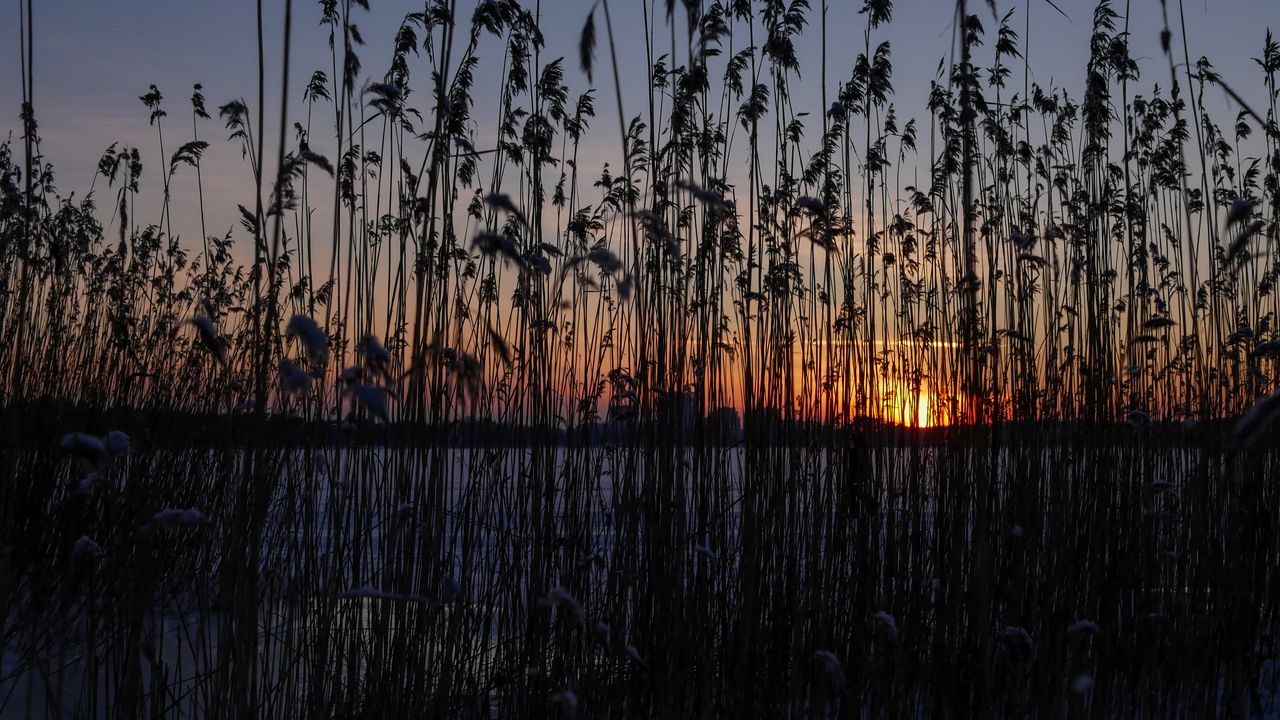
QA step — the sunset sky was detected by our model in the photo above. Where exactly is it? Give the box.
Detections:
[3,0,1273,246]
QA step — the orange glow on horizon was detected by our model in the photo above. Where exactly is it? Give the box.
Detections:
[879,377,955,428]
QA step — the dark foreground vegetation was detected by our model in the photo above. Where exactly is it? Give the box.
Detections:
[3,0,1280,716]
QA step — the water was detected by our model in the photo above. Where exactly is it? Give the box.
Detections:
[3,443,1277,717]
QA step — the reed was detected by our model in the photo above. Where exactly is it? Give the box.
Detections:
[2,0,1279,716]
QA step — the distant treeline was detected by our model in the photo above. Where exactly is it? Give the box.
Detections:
[5,396,1252,450]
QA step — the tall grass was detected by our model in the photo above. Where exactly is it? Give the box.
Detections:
[2,0,1279,716]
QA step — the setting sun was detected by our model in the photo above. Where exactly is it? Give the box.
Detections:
[880,378,940,428]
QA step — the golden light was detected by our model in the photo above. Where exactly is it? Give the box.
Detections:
[790,340,966,428]
[881,378,926,427]
[879,376,953,428]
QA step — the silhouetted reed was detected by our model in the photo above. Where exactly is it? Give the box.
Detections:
[2,0,1279,716]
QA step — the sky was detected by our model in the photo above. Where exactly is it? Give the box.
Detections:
[2,0,1276,252]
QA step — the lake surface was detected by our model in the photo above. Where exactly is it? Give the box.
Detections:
[3,443,1277,717]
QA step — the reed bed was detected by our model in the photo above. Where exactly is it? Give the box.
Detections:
[2,0,1279,716]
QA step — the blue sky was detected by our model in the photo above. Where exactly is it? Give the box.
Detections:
[2,0,1276,248]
